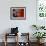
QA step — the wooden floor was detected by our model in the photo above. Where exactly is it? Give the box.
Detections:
[0,42,46,46]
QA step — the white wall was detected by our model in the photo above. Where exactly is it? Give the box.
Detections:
[0,0,37,42]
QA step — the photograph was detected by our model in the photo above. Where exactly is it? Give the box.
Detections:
[10,7,26,20]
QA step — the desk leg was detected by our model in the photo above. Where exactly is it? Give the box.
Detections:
[16,34,18,46]
[15,34,18,46]
[4,34,7,46]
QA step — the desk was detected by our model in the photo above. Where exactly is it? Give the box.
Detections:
[4,33,30,46]
[4,33,18,46]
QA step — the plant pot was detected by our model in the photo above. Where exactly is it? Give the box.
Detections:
[40,38,45,43]
[37,39,40,43]
[37,39,45,44]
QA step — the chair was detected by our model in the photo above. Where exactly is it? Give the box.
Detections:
[18,33,30,46]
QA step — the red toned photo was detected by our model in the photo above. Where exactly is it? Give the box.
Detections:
[10,7,26,20]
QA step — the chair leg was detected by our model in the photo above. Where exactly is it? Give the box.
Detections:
[4,41,7,46]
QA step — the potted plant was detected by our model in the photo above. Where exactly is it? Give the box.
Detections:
[33,32,46,43]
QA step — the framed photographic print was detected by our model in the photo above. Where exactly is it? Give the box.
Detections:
[10,7,26,20]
